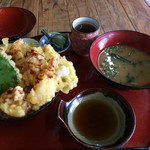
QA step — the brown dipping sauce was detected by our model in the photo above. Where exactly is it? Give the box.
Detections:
[75,23,97,33]
[73,99,118,141]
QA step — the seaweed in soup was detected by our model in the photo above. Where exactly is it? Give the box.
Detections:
[98,45,150,86]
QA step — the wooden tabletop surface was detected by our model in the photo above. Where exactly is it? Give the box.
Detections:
[0,0,150,38]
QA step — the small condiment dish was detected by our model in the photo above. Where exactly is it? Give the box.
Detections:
[22,38,40,47]
[89,30,150,90]
[39,32,70,53]
[58,88,136,149]
[14,38,40,47]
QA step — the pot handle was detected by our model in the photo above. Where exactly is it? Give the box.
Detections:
[58,99,67,123]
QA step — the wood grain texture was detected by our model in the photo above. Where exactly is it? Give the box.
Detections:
[93,0,135,33]
[120,0,150,35]
[38,0,70,33]
[0,0,150,37]
[0,0,11,7]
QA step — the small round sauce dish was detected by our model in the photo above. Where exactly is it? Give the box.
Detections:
[58,88,136,149]
[14,38,40,47]
[39,32,70,53]
[22,38,40,47]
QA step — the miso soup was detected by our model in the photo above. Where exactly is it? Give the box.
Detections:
[98,45,150,86]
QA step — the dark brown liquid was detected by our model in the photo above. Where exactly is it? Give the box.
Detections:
[75,23,96,33]
[73,100,118,141]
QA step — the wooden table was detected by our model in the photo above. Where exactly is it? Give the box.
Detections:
[0,0,150,150]
[0,0,150,37]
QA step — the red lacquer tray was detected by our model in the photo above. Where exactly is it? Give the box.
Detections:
[0,33,150,150]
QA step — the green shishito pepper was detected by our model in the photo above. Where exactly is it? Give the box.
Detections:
[0,54,19,94]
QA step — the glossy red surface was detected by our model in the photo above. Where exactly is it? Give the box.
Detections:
[0,7,36,40]
[0,34,149,149]
[90,30,150,89]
